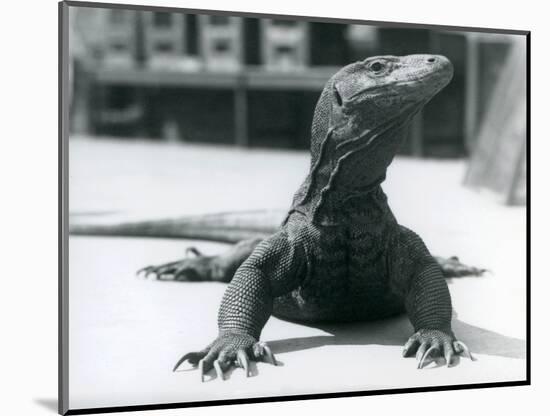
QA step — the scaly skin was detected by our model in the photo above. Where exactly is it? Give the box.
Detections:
[140,55,476,380]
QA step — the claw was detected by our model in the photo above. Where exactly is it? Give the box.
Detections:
[186,247,202,257]
[144,269,160,280]
[136,266,152,278]
[213,360,224,381]
[418,344,439,369]
[403,336,419,357]
[138,260,182,280]
[260,343,277,366]
[444,349,453,367]
[199,359,206,382]
[442,341,454,367]
[454,341,475,361]
[172,351,205,372]
[416,342,429,361]
[237,349,250,377]
[172,353,190,372]
[445,352,452,367]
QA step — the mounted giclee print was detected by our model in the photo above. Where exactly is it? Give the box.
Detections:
[59,1,530,414]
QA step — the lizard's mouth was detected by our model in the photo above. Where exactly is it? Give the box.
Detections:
[348,73,452,103]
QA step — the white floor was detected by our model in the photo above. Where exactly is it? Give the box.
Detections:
[67,138,527,410]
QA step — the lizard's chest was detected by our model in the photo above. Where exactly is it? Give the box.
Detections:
[273,220,400,322]
[305,222,390,299]
[273,190,405,322]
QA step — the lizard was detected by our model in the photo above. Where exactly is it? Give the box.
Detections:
[73,54,479,380]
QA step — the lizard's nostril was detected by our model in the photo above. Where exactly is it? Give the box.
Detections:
[427,57,436,63]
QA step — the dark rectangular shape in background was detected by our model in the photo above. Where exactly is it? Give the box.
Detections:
[68,2,522,157]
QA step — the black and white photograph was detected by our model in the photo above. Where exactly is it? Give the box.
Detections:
[60,1,528,414]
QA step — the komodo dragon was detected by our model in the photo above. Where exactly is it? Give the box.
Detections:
[72,54,482,380]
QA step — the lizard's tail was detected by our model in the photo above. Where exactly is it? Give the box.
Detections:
[70,210,486,277]
[68,210,284,243]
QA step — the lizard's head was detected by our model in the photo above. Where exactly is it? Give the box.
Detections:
[294,55,453,224]
[328,54,453,139]
[311,54,453,189]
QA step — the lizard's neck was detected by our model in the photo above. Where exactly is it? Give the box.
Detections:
[286,184,395,228]
[325,185,395,225]
[289,121,408,226]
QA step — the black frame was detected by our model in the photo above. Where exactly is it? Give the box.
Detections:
[59,1,531,414]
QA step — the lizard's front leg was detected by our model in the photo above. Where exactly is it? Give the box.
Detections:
[173,231,305,380]
[137,238,262,283]
[391,226,475,368]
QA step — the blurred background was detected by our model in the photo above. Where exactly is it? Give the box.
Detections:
[68,5,527,207]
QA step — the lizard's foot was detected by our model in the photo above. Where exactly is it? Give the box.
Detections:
[136,247,220,282]
[172,332,277,381]
[436,256,487,277]
[402,329,475,369]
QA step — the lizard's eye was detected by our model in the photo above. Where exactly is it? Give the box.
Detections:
[368,61,385,74]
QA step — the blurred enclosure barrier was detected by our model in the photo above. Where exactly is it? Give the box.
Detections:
[68,6,526,161]
[464,37,527,205]
[200,15,244,71]
[261,19,309,70]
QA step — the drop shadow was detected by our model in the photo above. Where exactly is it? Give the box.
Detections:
[34,398,58,413]
[268,312,526,360]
